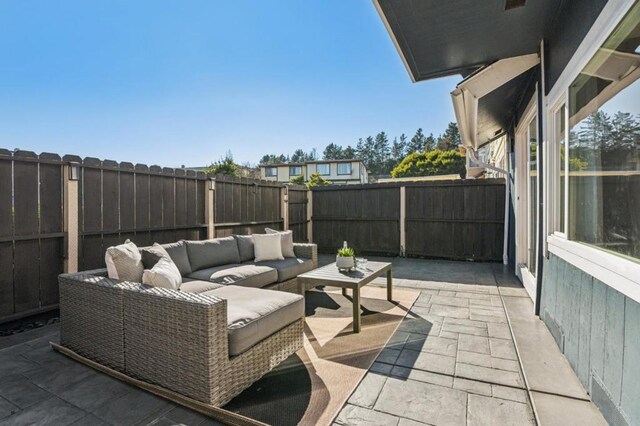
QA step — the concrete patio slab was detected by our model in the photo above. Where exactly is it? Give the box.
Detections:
[531,391,607,426]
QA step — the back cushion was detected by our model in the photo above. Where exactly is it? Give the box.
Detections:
[233,234,255,262]
[161,241,192,276]
[186,237,241,271]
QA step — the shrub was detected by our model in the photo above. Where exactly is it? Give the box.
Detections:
[391,149,466,179]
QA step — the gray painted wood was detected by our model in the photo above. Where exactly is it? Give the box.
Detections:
[603,286,625,405]
[541,254,639,426]
[622,300,640,423]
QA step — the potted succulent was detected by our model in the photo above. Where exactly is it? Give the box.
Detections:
[336,245,355,271]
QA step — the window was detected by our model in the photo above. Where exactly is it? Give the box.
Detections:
[317,163,330,175]
[289,166,302,176]
[265,167,277,177]
[337,163,352,175]
[567,1,640,262]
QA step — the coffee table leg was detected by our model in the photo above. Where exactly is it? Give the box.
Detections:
[353,286,361,333]
[387,268,393,301]
[342,288,348,297]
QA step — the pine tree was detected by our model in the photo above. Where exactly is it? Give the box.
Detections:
[437,122,461,151]
[424,133,436,151]
[408,128,426,153]
[323,143,344,160]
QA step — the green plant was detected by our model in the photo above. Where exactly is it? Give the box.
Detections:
[290,174,305,185]
[391,149,466,179]
[306,172,331,188]
[337,247,355,257]
[205,151,238,176]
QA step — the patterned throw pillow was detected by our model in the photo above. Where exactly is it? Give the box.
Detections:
[265,228,295,258]
[142,256,181,290]
[105,240,144,282]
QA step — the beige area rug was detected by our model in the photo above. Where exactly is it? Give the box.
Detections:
[224,285,419,426]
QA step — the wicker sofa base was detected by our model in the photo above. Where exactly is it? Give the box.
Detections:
[50,343,268,426]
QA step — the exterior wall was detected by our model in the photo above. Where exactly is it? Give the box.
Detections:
[541,253,640,425]
[262,161,367,184]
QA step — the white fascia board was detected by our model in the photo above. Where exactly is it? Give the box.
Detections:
[451,54,539,150]
[372,0,417,83]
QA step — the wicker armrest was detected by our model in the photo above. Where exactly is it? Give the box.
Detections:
[293,243,318,267]
[122,285,230,403]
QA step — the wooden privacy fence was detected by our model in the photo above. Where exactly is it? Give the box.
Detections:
[0,149,308,323]
[312,179,506,260]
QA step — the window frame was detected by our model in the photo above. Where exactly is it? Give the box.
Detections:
[289,165,302,176]
[316,163,331,176]
[544,0,640,304]
[337,162,352,175]
[265,167,277,177]
[549,97,569,239]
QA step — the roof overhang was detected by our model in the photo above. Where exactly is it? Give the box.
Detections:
[452,54,539,149]
[373,0,559,82]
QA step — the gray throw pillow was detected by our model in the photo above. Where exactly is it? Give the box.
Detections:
[141,243,171,270]
[265,228,295,258]
[186,237,241,271]
[160,241,192,276]
[105,240,144,282]
[233,234,255,262]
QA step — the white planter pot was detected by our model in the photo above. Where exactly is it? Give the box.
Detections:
[336,255,355,270]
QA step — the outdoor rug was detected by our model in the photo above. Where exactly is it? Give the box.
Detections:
[224,285,419,426]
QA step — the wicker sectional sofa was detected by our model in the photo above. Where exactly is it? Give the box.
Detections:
[57,237,317,408]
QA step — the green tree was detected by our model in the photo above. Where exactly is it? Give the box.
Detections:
[205,151,238,176]
[437,122,461,151]
[424,133,437,151]
[343,145,356,159]
[306,172,331,188]
[391,149,466,179]
[408,128,426,153]
[290,174,305,185]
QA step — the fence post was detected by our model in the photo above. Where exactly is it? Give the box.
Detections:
[400,186,406,257]
[307,189,313,243]
[206,178,216,239]
[63,162,80,273]
[281,185,289,231]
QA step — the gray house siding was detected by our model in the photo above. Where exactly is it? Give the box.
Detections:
[540,253,640,425]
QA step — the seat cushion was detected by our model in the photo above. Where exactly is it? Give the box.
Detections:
[179,279,224,293]
[252,258,314,282]
[186,237,241,271]
[187,264,277,288]
[205,285,304,356]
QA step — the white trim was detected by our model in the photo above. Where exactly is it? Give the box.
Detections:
[518,266,537,302]
[372,0,416,83]
[547,0,637,101]
[548,235,640,303]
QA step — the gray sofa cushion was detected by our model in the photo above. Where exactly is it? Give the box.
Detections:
[252,258,314,282]
[233,235,255,262]
[179,279,224,293]
[186,237,241,271]
[187,264,277,288]
[140,243,170,269]
[161,241,192,276]
[205,285,304,356]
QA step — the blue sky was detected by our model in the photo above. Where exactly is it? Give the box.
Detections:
[0,0,458,167]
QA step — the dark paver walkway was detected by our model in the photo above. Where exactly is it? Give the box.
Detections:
[0,257,605,425]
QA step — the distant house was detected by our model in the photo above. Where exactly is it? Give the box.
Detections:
[260,159,368,184]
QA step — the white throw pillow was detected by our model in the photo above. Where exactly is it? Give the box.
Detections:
[253,233,284,262]
[105,239,144,282]
[265,228,295,258]
[142,256,181,290]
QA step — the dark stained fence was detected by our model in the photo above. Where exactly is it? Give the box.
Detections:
[405,179,505,261]
[288,185,309,243]
[213,174,283,237]
[78,158,208,271]
[312,184,401,255]
[312,179,505,261]
[0,150,64,322]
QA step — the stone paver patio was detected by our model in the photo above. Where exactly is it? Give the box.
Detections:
[0,257,606,425]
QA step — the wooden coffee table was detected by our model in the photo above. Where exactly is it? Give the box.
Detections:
[298,261,393,333]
